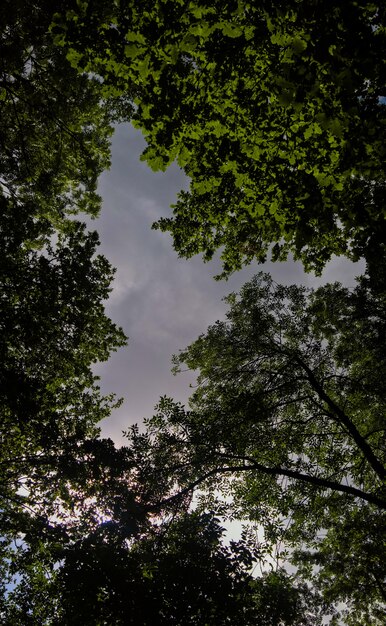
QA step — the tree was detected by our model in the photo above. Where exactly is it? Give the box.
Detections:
[2,509,323,625]
[0,0,133,231]
[0,434,151,625]
[0,203,126,464]
[0,4,137,613]
[0,0,130,535]
[55,513,263,626]
[126,273,386,623]
[0,197,129,603]
[2,3,385,623]
[52,0,386,276]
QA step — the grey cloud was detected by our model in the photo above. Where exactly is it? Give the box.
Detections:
[93,124,364,444]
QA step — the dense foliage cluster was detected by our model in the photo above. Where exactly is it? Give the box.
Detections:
[1,0,385,624]
[128,273,386,623]
[52,0,386,277]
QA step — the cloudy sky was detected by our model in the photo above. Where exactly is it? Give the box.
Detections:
[93,123,364,445]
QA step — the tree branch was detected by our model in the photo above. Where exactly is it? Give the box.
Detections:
[149,458,386,513]
[293,354,386,481]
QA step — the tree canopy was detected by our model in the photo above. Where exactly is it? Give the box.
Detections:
[0,4,132,615]
[0,0,133,231]
[0,5,288,623]
[52,0,386,276]
[1,2,386,624]
[0,199,133,622]
[2,505,323,625]
[127,273,386,623]
[0,198,127,500]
